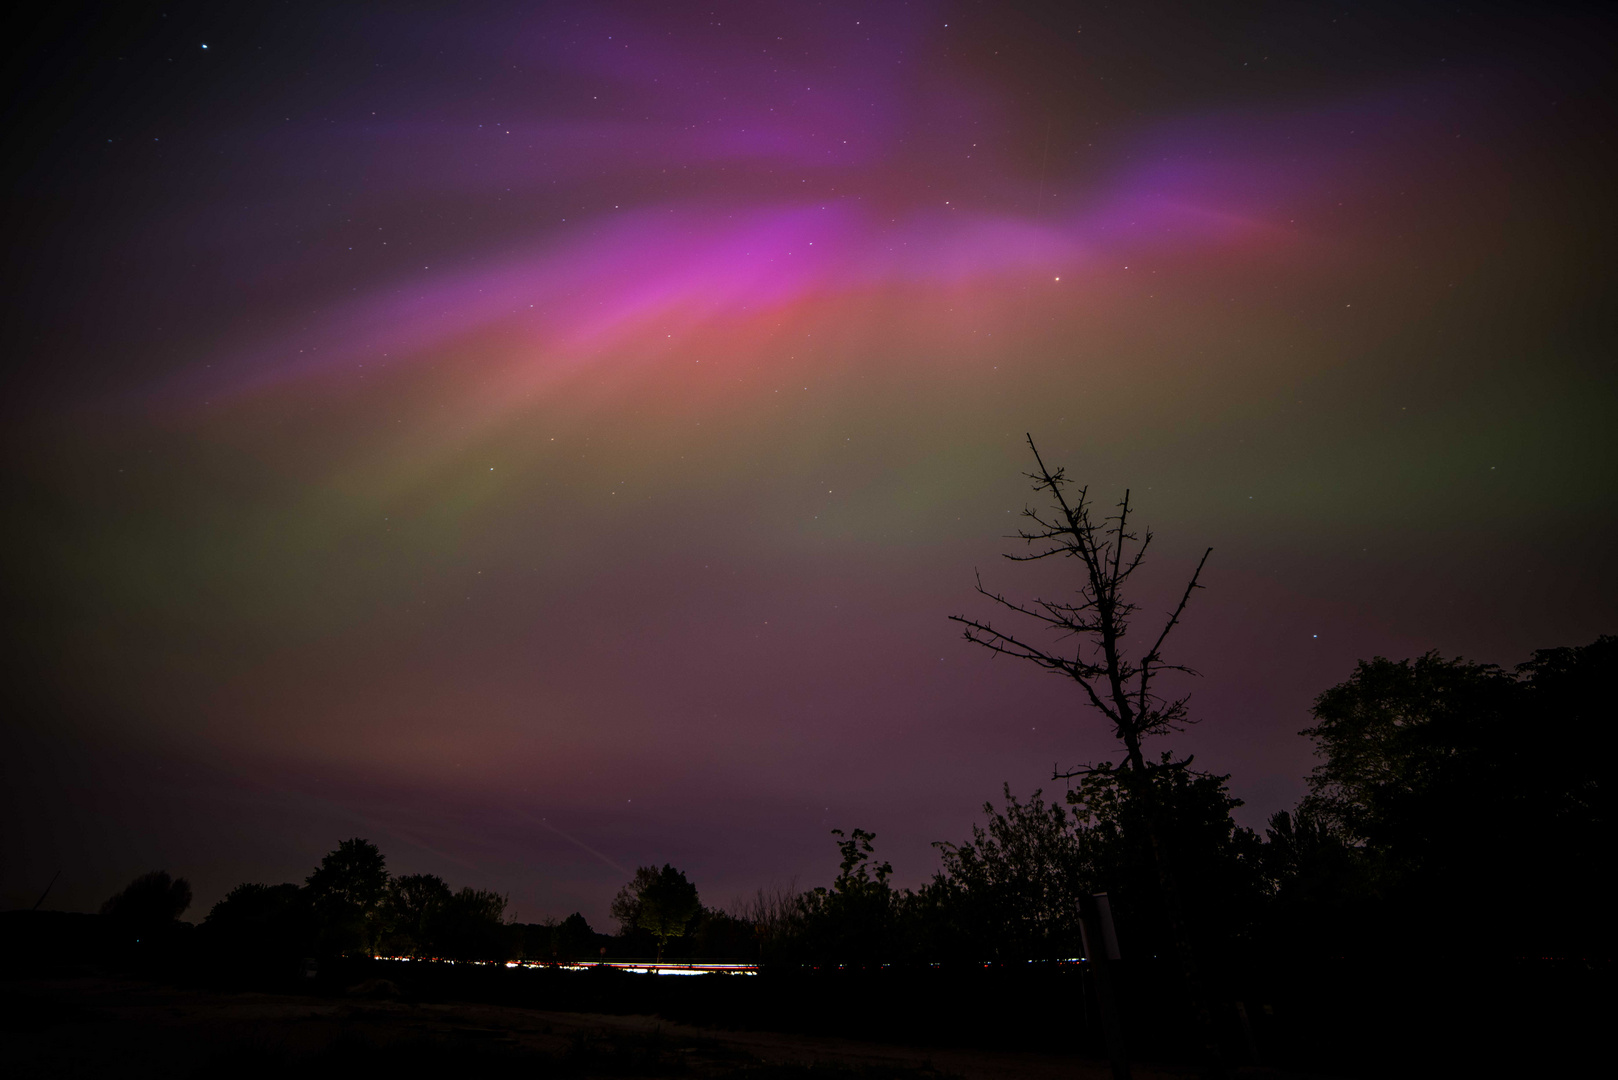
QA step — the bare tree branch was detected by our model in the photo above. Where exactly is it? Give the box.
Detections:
[1144,546,1213,667]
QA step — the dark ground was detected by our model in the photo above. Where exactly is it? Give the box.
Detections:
[2,912,1602,1077]
[0,973,1323,1080]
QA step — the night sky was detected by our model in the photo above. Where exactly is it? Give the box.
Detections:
[4,1,1615,925]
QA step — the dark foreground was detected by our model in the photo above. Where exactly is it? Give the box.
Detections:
[1,974,1322,1080]
[3,913,1605,1077]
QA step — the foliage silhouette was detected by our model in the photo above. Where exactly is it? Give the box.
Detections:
[378,873,453,957]
[612,864,702,958]
[100,870,192,943]
[931,789,1087,962]
[438,886,510,960]
[796,829,901,967]
[306,838,389,956]
[202,882,312,977]
[1064,760,1262,967]
[554,911,601,959]
[1293,636,1615,958]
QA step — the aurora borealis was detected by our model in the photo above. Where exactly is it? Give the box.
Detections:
[4,2,1615,922]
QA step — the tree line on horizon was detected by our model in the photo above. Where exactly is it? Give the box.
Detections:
[749,631,1612,970]
[87,628,1610,978]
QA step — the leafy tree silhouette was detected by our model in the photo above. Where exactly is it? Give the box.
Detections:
[101,870,191,942]
[612,864,700,959]
[380,873,452,957]
[1297,636,1615,958]
[306,838,389,956]
[925,775,1259,969]
[438,887,510,961]
[797,828,901,967]
[555,911,597,960]
[933,787,1088,962]
[203,882,311,973]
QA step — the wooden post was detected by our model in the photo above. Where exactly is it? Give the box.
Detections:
[1080,892,1130,1080]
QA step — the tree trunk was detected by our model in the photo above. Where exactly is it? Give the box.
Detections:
[1123,745,1224,1076]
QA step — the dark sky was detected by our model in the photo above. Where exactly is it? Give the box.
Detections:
[4,1,1615,925]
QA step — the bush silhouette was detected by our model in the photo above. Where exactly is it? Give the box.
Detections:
[100,870,191,941]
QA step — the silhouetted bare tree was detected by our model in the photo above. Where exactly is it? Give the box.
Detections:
[951,436,1210,776]
[951,434,1221,1069]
